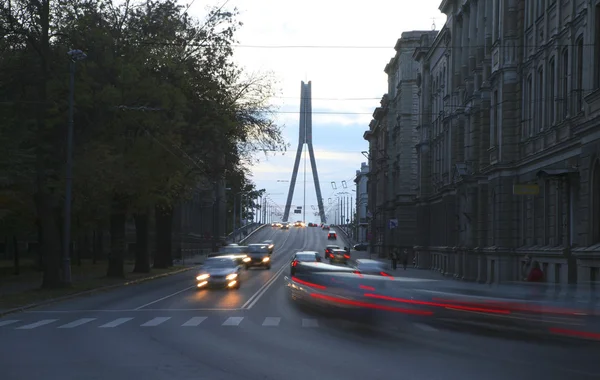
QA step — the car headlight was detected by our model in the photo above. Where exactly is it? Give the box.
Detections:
[243,257,251,262]
[262,257,270,262]
[196,274,209,281]
[226,273,238,280]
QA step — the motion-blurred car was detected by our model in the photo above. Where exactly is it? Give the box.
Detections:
[294,221,305,227]
[263,240,275,254]
[244,244,271,270]
[353,243,368,251]
[290,251,322,276]
[208,245,249,265]
[324,245,341,259]
[353,259,393,277]
[196,256,242,289]
[281,222,290,230]
[327,231,337,240]
[328,249,350,264]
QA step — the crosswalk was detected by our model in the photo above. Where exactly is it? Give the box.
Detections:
[0,315,440,332]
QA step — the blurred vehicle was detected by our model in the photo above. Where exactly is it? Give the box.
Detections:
[322,224,330,230]
[271,222,278,227]
[281,222,290,230]
[353,259,393,277]
[328,249,350,264]
[263,240,275,254]
[294,221,305,227]
[327,231,337,240]
[324,245,341,259]
[290,251,322,276]
[353,243,368,251]
[244,244,271,270]
[208,245,249,265]
[196,256,242,289]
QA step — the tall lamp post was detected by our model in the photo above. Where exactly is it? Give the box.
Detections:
[62,49,87,285]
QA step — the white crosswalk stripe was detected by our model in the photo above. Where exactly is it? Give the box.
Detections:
[99,317,133,328]
[0,316,443,333]
[262,317,281,327]
[222,317,244,326]
[141,317,171,327]
[302,318,319,328]
[16,319,57,330]
[58,318,96,329]
[181,317,207,327]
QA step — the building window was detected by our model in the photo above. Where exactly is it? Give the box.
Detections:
[494,0,501,40]
[548,58,555,125]
[537,0,544,17]
[576,37,584,112]
[596,5,600,88]
[537,67,544,131]
[493,90,500,145]
[562,49,569,119]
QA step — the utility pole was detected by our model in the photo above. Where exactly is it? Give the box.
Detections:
[62,49,87,286]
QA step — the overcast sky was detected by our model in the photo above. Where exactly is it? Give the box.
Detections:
[190,0,446,222]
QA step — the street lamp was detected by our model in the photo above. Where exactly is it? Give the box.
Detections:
[62,49,87,286]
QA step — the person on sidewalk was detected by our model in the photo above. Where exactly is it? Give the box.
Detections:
[527,261,544,282]
[390,247,398,270]
[402,249,408,270]
[521,255,533,281]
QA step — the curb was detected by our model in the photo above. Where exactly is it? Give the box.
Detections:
[0,266,196,317]
[239,223,267,244]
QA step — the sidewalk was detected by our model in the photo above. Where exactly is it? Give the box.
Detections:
[349,249,446,281]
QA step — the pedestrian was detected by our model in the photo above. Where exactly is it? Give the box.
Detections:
[402,249,408,270]
[390,246,397,270]
[521,255,532,281]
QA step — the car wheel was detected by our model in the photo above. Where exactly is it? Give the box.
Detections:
[235,281,241,289]
[244,264,249,270]
[265,265,271,270]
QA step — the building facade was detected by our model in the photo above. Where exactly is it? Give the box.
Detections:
[365,0,600,285]
[354,162,370,242]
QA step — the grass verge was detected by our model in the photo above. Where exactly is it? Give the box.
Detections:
[0,260,193,312]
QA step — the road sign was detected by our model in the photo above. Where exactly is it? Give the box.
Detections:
[294,209,301,214]
[388,219,398,229]
[346,218,349,222]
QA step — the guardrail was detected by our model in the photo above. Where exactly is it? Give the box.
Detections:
[333,225,355,246]
[226,223,263,244]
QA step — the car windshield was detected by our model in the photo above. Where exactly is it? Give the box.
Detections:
[358,263,384,271]
[326,246,340,250]
[247,245,269,253]
[219,246,246,254]
[204,260,236,268]
[296,253,317,261]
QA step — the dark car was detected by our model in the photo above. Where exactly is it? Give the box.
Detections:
[290,251,322,276]
[322,224,330,230]
[353,259,393,277]
[325,245,341,259]
[281,222,290,230]
[244,244,271,269]
[327,231,337,240]
[353,243,368,251]
[263,240,275,254]
[328,249,350,264]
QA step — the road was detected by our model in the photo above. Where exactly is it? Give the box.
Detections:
[0,226,598,380]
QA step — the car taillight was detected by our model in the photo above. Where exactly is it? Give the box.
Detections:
[343,254,350,259]
[292,260,298,267]
[380,271,392,277]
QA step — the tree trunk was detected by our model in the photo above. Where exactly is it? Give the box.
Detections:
[133,212,150,273]
[107,200,127,278]
[13,235,20,276]
[154,203,173,269]
[35,191,62,289]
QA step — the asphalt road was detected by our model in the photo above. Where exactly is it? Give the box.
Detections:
[0,226,598,380]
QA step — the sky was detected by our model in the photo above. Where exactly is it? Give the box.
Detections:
[190,0,447,222]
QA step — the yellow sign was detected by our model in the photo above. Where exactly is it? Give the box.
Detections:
[513,184,540,195]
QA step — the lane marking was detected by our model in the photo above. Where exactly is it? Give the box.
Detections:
[262,317,281,327]
[58,318,96,329]
[134,285,196,310]
[181,316,207,326]
[244,264,287,309]
[413,322,438,332]
[27,308,243,313]
[302,318,319,328]
[222,316,244,326]
[16,319,57,329]
[99,317,133,328]
[0,320,19,327]
[240,230,297,309]
[141,317,171,327]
